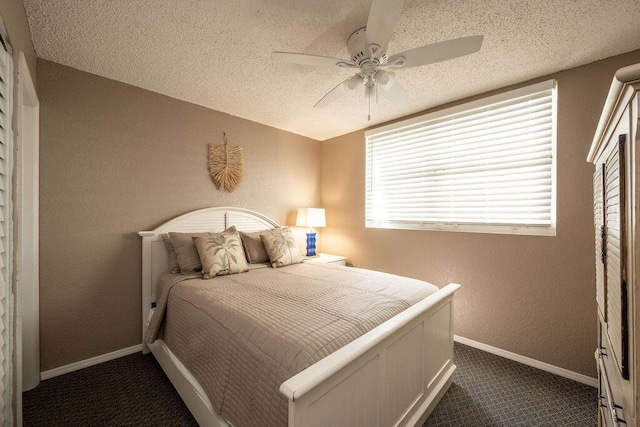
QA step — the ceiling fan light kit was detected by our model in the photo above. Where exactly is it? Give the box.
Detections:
[271,0,484,120]
[343,74,364,91]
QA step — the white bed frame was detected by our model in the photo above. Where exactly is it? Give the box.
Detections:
[139,207,460,427]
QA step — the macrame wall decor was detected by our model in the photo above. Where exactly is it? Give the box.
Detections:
[208,132,244,192]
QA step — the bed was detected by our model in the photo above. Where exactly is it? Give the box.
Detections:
[139,207,460,427]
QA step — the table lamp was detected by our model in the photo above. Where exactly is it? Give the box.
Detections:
[296,208,326,257]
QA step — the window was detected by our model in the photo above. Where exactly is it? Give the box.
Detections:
[365,80,557,236]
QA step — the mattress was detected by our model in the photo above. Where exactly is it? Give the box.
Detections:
[146,262,439,427]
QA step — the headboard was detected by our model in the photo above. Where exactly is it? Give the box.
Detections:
[138,207,280,341]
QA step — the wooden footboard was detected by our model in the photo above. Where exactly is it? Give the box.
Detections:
[149,282,459,427]
[280,283,460,427]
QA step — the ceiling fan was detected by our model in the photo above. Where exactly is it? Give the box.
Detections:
[271,0,483,119]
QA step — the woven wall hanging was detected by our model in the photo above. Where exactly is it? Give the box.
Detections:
[208,132,244,192]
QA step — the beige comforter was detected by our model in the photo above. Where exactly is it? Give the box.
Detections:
[145,262,439,427]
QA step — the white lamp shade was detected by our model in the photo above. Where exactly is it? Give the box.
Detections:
[296,208,326,228]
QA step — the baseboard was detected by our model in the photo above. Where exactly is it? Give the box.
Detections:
[40,338,597,387]
[40,344,144,380]
[454,335,598,388]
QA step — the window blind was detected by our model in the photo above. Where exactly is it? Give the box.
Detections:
[365,80,556,235]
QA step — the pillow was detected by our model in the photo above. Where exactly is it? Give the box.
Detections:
[161,233,180,274]
[169,226,237,273]
[193,231,248,278]
[239,230,270,264]
[260,227,303,268]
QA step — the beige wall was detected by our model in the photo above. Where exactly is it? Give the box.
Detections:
[33,42,640,376]
[320,48,640,377]
[37,59,320,370]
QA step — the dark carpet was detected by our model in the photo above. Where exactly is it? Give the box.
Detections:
[423,344,596,427]
[23,342,597,426]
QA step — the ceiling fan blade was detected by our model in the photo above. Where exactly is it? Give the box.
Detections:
[314,79,348,108]
[379,74,409,108]
[271,52,355,68]
[365,0,405,56]
[313,75,363,108]
[387,35,484,68]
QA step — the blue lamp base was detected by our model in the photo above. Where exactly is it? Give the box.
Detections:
[305,232,317,257]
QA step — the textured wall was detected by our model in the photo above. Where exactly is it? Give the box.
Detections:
[320,49,640,378]
[37,59,321,370]
[37,46,640,377]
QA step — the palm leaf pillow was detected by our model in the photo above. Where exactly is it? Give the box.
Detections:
[193,231,248,279]
[169,226,237,273]
[260,227,303,268]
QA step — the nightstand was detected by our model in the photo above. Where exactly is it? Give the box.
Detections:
[305,253,347,266]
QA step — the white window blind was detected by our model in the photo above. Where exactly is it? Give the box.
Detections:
[0,46,12,424]
[365,80,557,235]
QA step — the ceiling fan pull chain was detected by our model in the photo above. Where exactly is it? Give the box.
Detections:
[367,78,372,121]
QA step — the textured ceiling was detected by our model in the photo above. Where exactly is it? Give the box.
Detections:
[24,0,640,141]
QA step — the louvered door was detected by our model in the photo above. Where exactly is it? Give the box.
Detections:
[0,46,12,424]
[594,163,606,322]
[600,134,629,380]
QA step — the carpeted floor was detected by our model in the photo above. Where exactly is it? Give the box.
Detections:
[24,350,197,427]
[23,342,597,426]
[423,344,596,427]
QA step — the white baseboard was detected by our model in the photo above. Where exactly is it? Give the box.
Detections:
[454,335,598,388]
[40,344,144,380]
[39,338,597,388]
